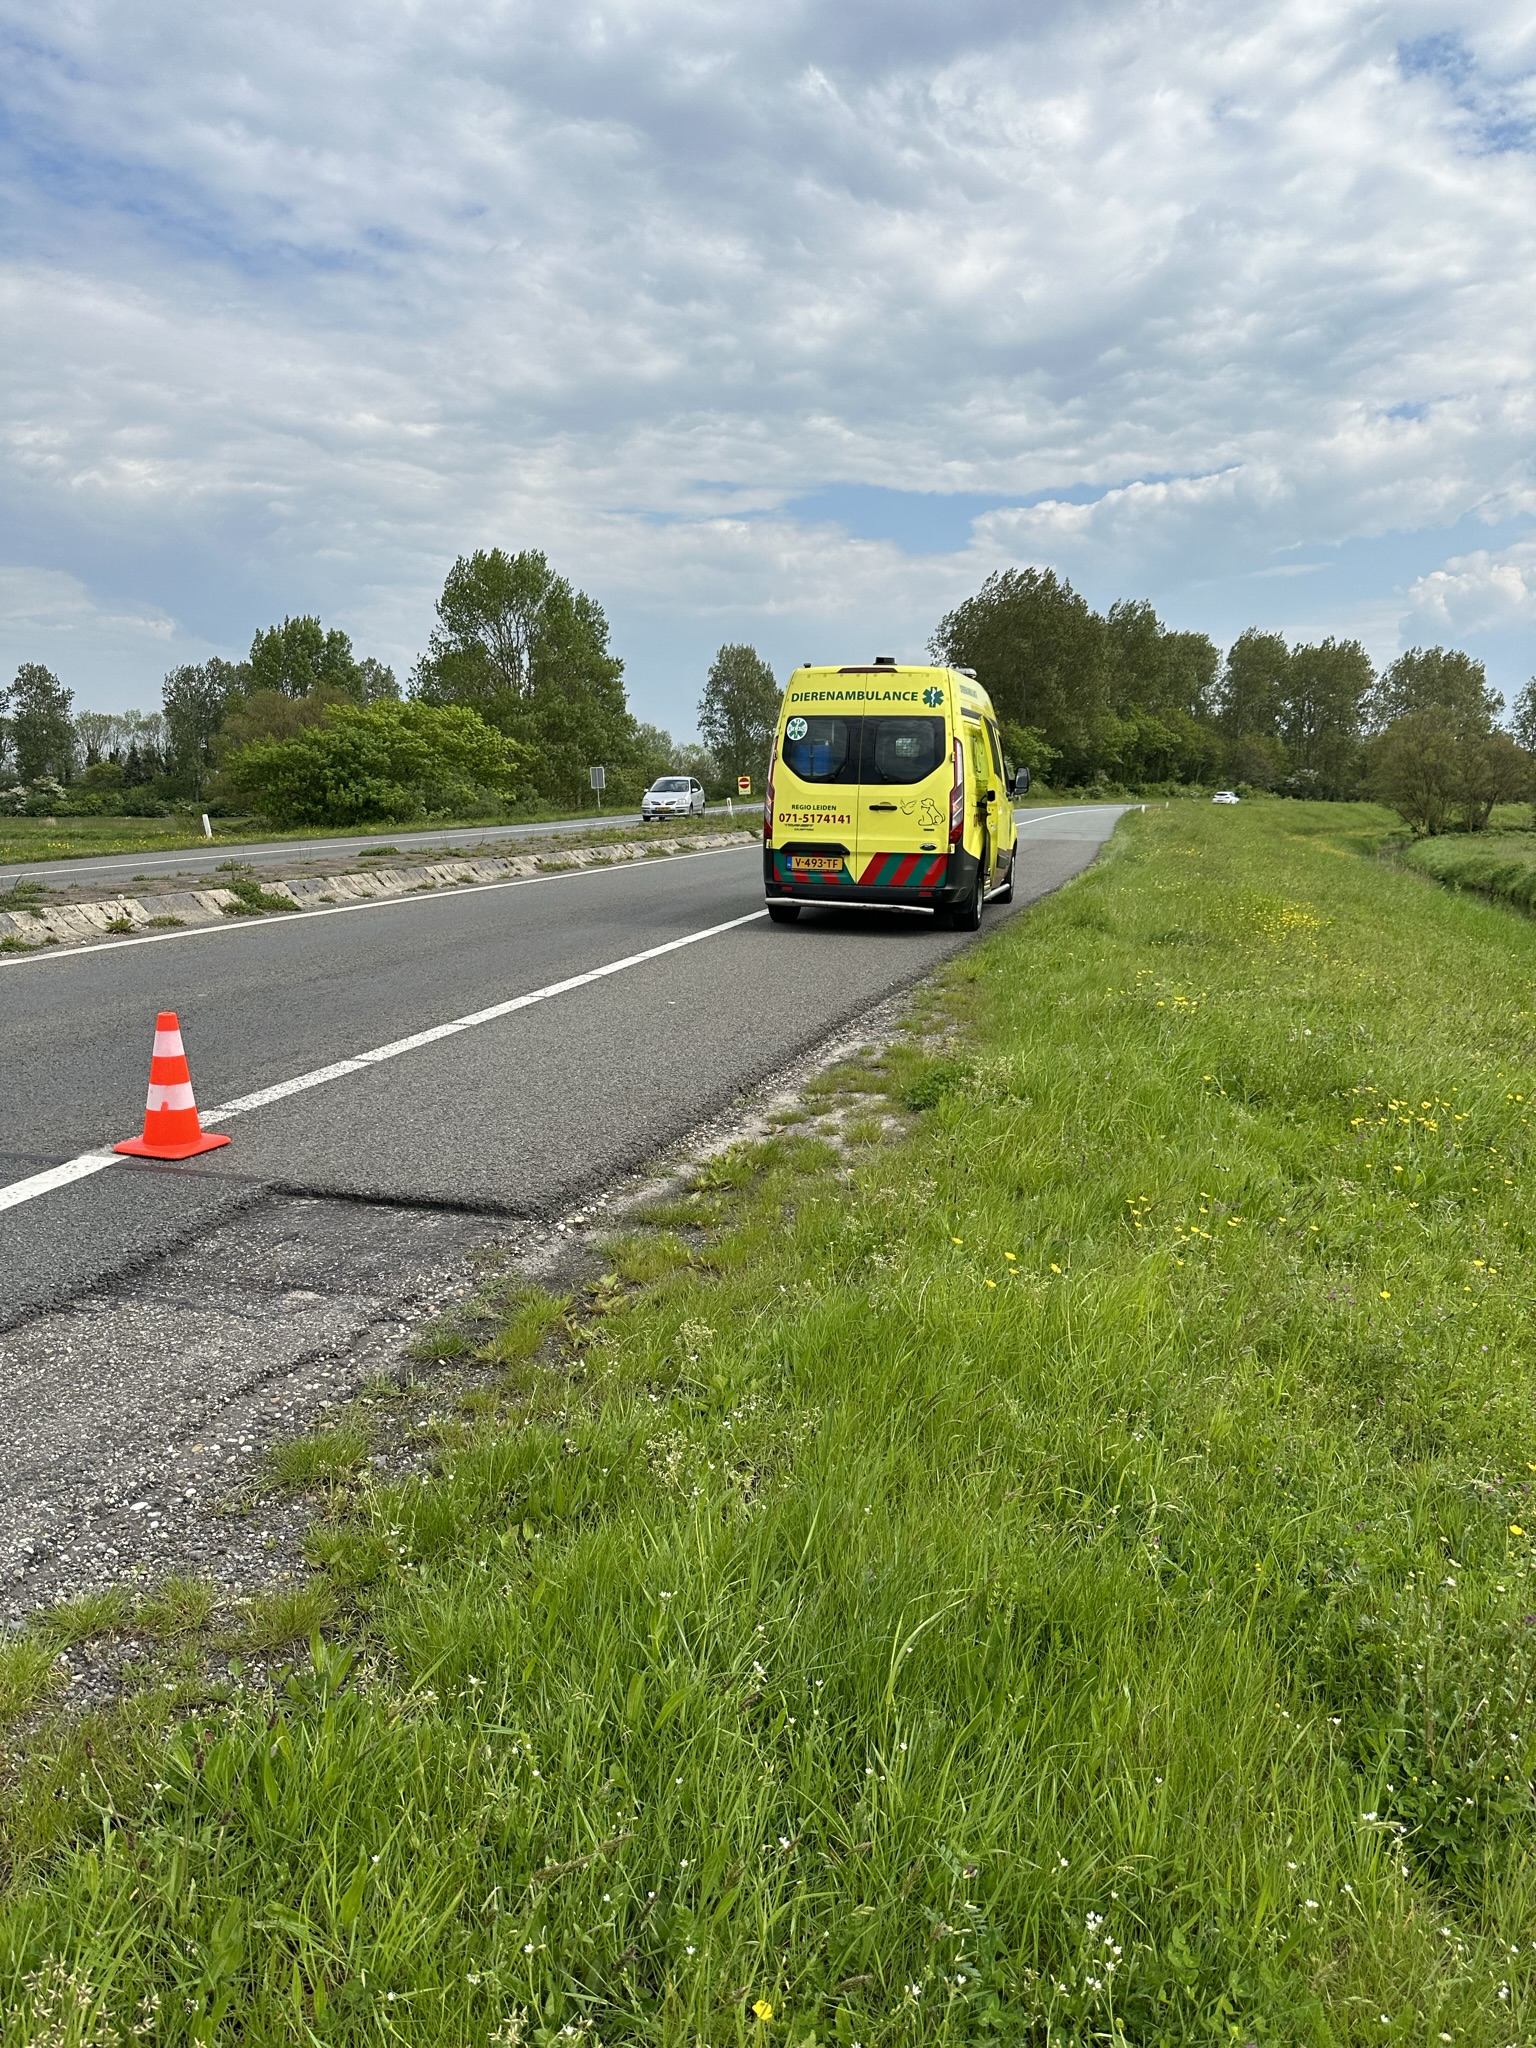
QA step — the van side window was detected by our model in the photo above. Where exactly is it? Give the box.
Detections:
[984,721,1005,780]
[782,715,858,783]
[862,715,946,786]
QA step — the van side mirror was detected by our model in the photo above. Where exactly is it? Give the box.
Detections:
[1012,766,1031,796]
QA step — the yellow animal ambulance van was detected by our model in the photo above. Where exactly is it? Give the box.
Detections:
[763,657,1027,928]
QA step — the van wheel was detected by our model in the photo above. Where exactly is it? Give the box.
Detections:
[767,902,801,924]
[952,851,986,932]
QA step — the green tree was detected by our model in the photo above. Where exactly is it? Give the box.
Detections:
[411,549,633,806]
[163,658,245,797]
[698,644,780,787]
[632,723,679,789]
[223,701,526,827]
[1278,639,1373,799]
[1509,678,1536,753]
[1214,629,1290,786]
[1365,710,1461,834]
[930,568,1112,782]
[213,685,355,764]
[673,741,718,788]
[1457,731,1530,832]
[1362,708,1524,834]
[6,663,76,783]
[248,616,371,700]
[1366,646,1501,736]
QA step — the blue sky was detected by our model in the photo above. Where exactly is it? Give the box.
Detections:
[2,0,1535,738]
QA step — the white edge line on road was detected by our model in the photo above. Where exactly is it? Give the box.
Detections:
[0,1150,124,1214]
[0,840,758,968]
[0,910,768,1211]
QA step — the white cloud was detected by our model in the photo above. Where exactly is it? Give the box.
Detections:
[1,0,1535,719]
[1408,540,1536,630]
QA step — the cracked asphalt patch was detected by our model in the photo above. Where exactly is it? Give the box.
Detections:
[0,1194,527,1629]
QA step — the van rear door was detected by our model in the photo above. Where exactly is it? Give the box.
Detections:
[853,712,952,896]
[772,711,860,894]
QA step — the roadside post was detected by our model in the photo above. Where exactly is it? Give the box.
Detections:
[201,813,213,839]
[589,765,605,811]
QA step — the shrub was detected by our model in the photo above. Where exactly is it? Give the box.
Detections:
[221,700,528,826]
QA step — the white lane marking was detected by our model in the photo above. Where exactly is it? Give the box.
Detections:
[0,1151,122,1213]
[1011,805,1127,829]
[0,840,759,968]
[0,909,768,1213]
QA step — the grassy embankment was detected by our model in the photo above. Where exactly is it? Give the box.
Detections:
[1400,829,1536,918]
[0,805,755,869]
[7,801,1536,2042]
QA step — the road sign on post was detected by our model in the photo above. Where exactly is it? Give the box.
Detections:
[589,765,605,810]
[737,776,752,796]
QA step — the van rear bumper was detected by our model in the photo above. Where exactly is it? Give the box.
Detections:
[764,845,978,908]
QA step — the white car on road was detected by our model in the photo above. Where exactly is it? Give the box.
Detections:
[1211,789,1240,804]
[642,777,706,821]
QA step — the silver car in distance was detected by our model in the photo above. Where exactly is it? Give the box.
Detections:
[642,776,707,821]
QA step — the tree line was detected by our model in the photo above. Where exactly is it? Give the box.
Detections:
[3,553,1530,832]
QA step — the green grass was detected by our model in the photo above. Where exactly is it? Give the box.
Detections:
[1400,827,1536,916]
[0,802,760,869]
[266,1420,374,1491]
[10,799,1536,2041]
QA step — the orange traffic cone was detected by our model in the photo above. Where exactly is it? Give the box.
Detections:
[114,1010,231,1160]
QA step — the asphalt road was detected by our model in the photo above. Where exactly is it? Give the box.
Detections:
[3,802,754,892]
[0,806,1127,1328]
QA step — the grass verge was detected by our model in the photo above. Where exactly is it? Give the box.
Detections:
[7,800,1536,2042]
[1399,827,1536,917]
[0,805,759,869]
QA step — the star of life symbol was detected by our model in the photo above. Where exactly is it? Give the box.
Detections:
[922,685,943,707]
[785,716,808,741]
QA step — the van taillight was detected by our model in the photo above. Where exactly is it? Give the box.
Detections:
[764,751,775,841]
[949,736,965,844]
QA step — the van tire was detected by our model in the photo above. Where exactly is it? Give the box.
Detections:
[767,902,801,924]
[951,848,986,932]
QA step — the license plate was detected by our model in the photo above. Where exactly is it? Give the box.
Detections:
[790,855,844,872]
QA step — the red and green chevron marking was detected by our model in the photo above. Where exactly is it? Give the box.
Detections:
[856,851,949,889]
[773,850,949,891]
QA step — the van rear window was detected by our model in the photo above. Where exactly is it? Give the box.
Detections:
[862,716,946,786]
[781,715,857,783]
[780,714,946,786]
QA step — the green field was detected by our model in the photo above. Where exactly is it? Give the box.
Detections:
[7,801,1536,2043]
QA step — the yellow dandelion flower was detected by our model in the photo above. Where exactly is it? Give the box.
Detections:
[1511,1525,1526,1537]
[985,1279,997,1289]
[1379,1290,1390,1300]
[951,1237,964,1246]
[1004,1250,1017,1260]
[1050,1263,1062,1274]
[753,2000,774,2023]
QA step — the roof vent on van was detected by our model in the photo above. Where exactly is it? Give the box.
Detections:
[956,667,977,678]
[874,655,896,666]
